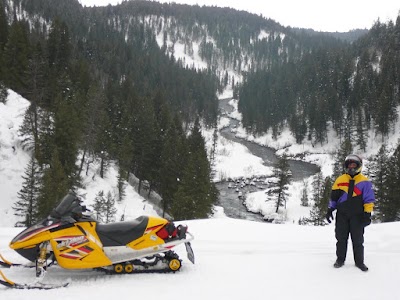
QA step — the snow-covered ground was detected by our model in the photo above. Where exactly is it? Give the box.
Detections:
[1,219,399,299]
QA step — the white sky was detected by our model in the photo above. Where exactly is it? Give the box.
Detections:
[79,0,400,32]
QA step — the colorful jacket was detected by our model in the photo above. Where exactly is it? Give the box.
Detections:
[328,173,375,215]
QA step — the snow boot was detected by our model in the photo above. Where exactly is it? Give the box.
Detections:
[333,260,345,268]
[355,263,368,272]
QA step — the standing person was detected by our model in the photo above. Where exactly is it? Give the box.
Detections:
[325,154,375,271]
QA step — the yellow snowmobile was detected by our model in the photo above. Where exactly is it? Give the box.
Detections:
[0,193,194,289]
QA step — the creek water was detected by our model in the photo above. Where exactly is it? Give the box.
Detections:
[215,98,320,221]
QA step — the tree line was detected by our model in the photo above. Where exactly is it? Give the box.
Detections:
[239,17,400,148]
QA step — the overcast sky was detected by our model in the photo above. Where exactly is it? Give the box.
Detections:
[79,0,400,32]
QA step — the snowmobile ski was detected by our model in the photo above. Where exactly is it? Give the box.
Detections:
[0,253,35,269]
[0,270,69,290]
[0,253,18,268]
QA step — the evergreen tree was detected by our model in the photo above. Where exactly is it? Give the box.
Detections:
[2,20,30,95]
[170,119,217,220]
[0,2,8,54]
[26,41,47,108]
[273,153,291,213]
[117,169,126,203]
[131,95,157,193]
[300,180,309,207]
[369,144,390,221]
[53,96,80,187]
[78,83,108,177]
[332,139,353,178]
[149,92,173,195]
[159,118,187,217]
[309,173,332,225]
[92,190,106,222]
[355,111,368,152]
[382,143,400,221]
[93,92,113,179]
[104,192,117,223]
[36,110,56,166]
[0,81,7,104]
[0,2,7,88]
[45,18,72,108]
[91,190,117,223]
[13,156,41,227]
[37,150,69,220]
[16,41,47,161]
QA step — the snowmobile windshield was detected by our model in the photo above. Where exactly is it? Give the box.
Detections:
[49,193,84,221]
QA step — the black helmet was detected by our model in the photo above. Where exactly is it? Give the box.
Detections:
[344,154,362,176]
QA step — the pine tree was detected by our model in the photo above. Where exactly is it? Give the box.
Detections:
[13,156,41,227]
[131,95,157,193]
[92,191,106,222]
[78,83,108,177]
[355,110,368,152]
[159,120,187,217]
[26,41,47,108]
[0,1,7,83]
[18,42,48,156]
[0,2,8,54]
[117,169,126,203]
[300,180,309,207]
[0,81,7,104]
[45,18,72,108]
[93,93,113,179]
[382,142,400,221]
[309,173,332,225]
[104,192,117,223]
[91,190,117,223]
[273,153,291,213]
[53,96,80,186]
[2,20,30,94]
[36,110,56,166]
[332,139,353,178]
[36,150,69,220]
[369,144,390,221]
[170,119,217,220]
[146,92,172,197]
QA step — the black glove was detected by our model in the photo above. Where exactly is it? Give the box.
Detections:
[326,208,334,223]
[363,212,372,227]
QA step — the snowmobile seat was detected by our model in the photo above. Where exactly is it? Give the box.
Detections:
[96,216,149,247]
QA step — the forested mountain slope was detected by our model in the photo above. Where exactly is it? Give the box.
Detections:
[1,0,400,223]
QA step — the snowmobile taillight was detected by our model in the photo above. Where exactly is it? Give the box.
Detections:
[156,223,178,240]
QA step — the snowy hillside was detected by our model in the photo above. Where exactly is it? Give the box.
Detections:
[0,91,159,227]
[0,91,31,226]
[0,88,321,226]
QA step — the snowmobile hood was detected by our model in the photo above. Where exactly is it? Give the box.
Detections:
[10,221,61,245]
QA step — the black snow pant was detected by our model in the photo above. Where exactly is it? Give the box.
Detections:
[335,211,365,265]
